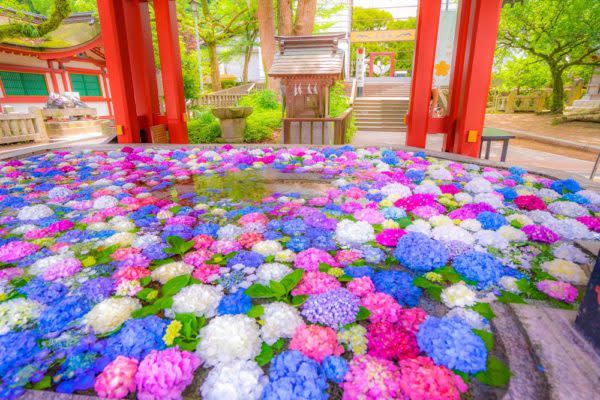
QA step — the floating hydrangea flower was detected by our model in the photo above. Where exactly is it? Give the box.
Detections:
[151,261,194,284]
[105,316,168,360]
[261,302,304,345]
[0,298,42,335]
[541,259,587,285]
[171,284,223,318]
[522,224,560,244]
[341,354,402,400]
[416,316,487,373]
[135,348,200,400]
[334,219,375,247]
[289,324,343,362]
[262,351,328,400]
[536,280,579,303]
[398,356,468,400]
[200,360,267,400]
[94,356,138,399]
[17,204,53,221]
[294,247,338,271]
[196,315,262,366]
[291,271,341,296]
[366,321,419,361]
[0,241,38,263]
[394,232,449,272]
[301,288,360,327]
[372,270,422,307]
[452,251,504,289]
[441,282,477,308]
[347,276,375,298]
[86,297,141,334]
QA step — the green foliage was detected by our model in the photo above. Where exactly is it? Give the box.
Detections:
[0,0,71,41]
[161,274,191,297]
[496,0,600,111]
[238,89,282,143]
[165,236,195,256]
[329,81,356,143]
[181,51,201,99]
[187,109,222,144]
[493,56,551,92]
[352,7,394,31]
[245,269,304,304]
[475,356,512,388]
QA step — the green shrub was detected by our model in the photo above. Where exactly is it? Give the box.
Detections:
[329,81,356,143]
[238,90,282,143]
[187,108,222,144]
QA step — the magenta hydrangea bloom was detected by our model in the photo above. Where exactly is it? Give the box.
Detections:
[514,195,547,211]
[341,355,403,400]
[576,216,600,233]
[95,356,139,399]
[536,280,579,303]
[376,229,407,247]
[522,225,560,244]
[366,321,419,361]
[360,292,402,324]
[398,356,468,400]
[0,241,38,263]
[294,248,339,272]
[135,348,201,400]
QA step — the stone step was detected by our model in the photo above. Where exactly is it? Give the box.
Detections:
[355,116,404,122]
[355,126,407,132]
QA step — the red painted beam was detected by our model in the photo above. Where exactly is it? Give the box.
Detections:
[154,0,188,144]
[405,0,441,148]
[451,0,503,157]
[97,0,140,143]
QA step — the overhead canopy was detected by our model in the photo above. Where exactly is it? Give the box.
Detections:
[269,34,345,78]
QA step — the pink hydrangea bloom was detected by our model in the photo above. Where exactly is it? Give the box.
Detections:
[576,216,600,233]
[135,348,201,400]
[341,355,402,400]
[412,205,443,219]
[238,232,263,249]
[335,250,362,265]
[361,292,402,324]
[345,187,367,200]
[166,216,196,227]
[113,266,151,284]
[447,203,496,220]
[289,324,343,362]
[397,307,427,334]
[395,194,437,212]
[536,280,579,303]
[294,248,338,271]
[238,212,269,226]
[43,258,82,281]
[183,250,214,267]
[353,208,385,224]
[291,271,341,296]
[341,201,363,214]
[210,240,241,254]
[192,264,221,283]
[308,197,329,207]
[514,195,546,211]
[347,277,375,298]
[0,267,23,282]
[398,356,468,400]
[48,219,75,232]
[367,321,419,361]
[376,229,407,247]
[94,356,139,399]
[522,225,560,244]
[24,228,51,240]
[0,241,39,263]
[439,185,460,195]
[112,247,141,261]
[192,234,215,250]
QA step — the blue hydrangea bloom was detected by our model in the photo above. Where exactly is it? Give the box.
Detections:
[227,250,264,269]
[104,316,168,360]
[372,270,422,307]
[406,169,425,183]
[476,211,507,230]
[561,193,590,205]
[343,265,374,278]
[193,222,220,237]
[38,296,93,335]
[394,232,449,272]
[142,243,170,260]
[382,206,407,220]
[19,277,67,305]
[282,219,307,236]
[264,230,283,240]
[286,236,311,252]
[551,178,581,194]
[0,330,41,375]
[162,224,194,241]
[452,251,504,289]
[262,351,328,400]
[217,291,252,315]
[360,246,386,264]
[381,150,399,165]
[75,277,114,303]
[508,166,526,176]
[417,316,487,374]
[322,356,349,383]
[311,236,337,251]
[496,187,517,202]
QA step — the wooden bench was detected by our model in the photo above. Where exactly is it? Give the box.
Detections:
[480,127,515,162]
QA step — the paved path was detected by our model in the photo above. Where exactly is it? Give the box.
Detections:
[352,130,596,180]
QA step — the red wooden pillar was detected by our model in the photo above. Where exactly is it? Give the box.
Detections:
[405,0,441,148]
[154,0,188,144]
[123,0,159,140]
[97,0,140,143]
[449,0,503,157]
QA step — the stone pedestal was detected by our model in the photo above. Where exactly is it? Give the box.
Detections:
[212,107,252,143]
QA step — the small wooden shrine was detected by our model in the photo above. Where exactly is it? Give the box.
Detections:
[269,34,346,144]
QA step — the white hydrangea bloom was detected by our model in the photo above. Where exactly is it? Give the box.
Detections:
[432,225,474,245]
[527,210,554,224]
[553,243,590,264]
[255,263,293,285]
[506,213,533,227]
[28,254,73,276]
[460,219,482,232]
[454,192,473,204]
[537,188,561,202]
[428,167,452,181]
[380,183,411,198]
[545,218,594,241]
[429,215,454,227]
[473,193,504,209]
[48,186,73,200]
[498,225,527,242]
[171,284,223,318]
[109,216,135,232]
[218,224,244,240]
[93,195,119,210]
[446,308,491,331]
[10,224,37,235]
[441,282,477,308]
[464,178,493,193]
[260,302,303,345]
[85,297,141,334]
[334,220,375,247]
[541,259,587,285]
[151,261,194,284]
[475,230,509,249]
[547,201,588,218]
[17,204,54,221]
[132,234,162,249]
[275,250,296,262]
[252,240,282,257]
[499,276,520,294]
[578,190,600,205]
[103,232,136,247]
[87,222,111,231]
[0,298,43,335]
[197,315,262,366]
[414,183,442,196]
[405,219,432,236]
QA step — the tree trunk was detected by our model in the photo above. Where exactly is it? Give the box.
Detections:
[257,0,278,90]
[207,43,221,91]
[550,68,565,113]
[242,44,253,83]
[294,0,317,36]
[279,0,293,36]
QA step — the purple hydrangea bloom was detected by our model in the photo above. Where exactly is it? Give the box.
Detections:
[394,232,449,272]
[301,288,360,327]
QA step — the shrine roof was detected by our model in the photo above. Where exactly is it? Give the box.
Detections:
[269,34,345,78]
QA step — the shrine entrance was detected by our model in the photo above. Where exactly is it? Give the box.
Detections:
[368,52,396,77]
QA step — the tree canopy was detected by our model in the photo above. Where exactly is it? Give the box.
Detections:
[497,0,600,112]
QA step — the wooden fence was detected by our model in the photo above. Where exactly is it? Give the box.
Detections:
[0,109,48,145]
[282,108,353,145]
[491,79,586,113]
